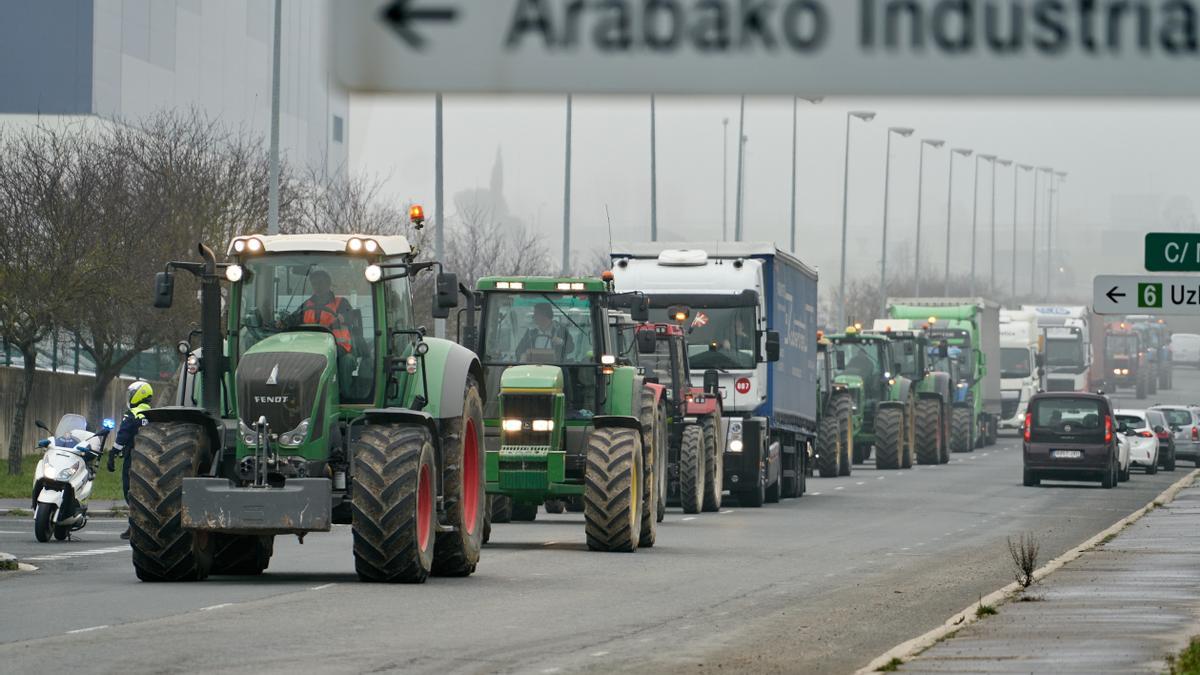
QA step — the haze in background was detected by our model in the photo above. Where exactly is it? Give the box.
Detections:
[349,96,1200,300]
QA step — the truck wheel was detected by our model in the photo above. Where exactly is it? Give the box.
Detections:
[701,415,723,511]
[490,495,513,523]
[951,407,972,453]
[838,395,854,476]
[128,422,213,582]
[432,376,485,577]
[915,399,942,465]
[584,427,643,552]
[352,424,436,583]
[511,502,538,522]
[211,535,274,575]
[816,412,842,478]
[874,406,903,470]
[33,504,54,543]
[679,425,705,515]
[545,499,566,514]
[738,470,766,507]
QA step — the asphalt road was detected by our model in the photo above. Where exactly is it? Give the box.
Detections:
[2,372,1197,675]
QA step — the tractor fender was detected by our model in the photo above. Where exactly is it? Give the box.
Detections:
[686,389,721,417]
[141,406,224,460]
[893,377,914,404]
[363,408,439,441]
[926,371,952,401]
[642,381,666,407]
[422,337,485,420]
[592,415,642,433]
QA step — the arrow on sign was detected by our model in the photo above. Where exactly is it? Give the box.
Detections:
[1106,286,1126,303]
[380,0,457,50]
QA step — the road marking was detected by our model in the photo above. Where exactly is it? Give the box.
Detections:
[894,472,904,477]
[66,625,108,634]
[590,651,609,657]
[877,476,885,480]
[901,547,911,551]
[681,516,696,521]
[24,546,127,562]
[835,486,845,491]
[719,510,734,514]
[543,541,557,546]
[200,603,232,611]
[310,583,337,591]
[810,492,822,496]
[856,481,865,485]
[983,452,990,457]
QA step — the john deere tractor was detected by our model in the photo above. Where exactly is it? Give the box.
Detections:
[475,276,663,551]
[136,226,485,584]
[869,322,954,465]
[814,333,855,478]
[825,328,916,470]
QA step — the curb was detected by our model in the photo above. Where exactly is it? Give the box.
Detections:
[856,468,1200,674]
[0,509,126,519]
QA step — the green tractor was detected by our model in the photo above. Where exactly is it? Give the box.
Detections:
[824,328,916,470]
[474,275,663,552]
[814,333,855,478]
[868,322,954,465]
[137,229,485,584]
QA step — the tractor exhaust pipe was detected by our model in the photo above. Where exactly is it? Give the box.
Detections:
[198,243,225,417]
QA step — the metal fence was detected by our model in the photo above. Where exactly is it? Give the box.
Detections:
[1,332,177,382]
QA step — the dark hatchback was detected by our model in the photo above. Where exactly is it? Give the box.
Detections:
[1023,392,1119,488]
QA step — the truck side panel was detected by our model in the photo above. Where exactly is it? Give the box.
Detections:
[761,253,818,431]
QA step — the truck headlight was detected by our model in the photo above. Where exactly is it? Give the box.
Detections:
[278,419,310,446]
[729,421,743,436]
[502,419,522,432]
[1113,368,1121,375]
[729,439,744,453]
[531,419,554,432]
[1122,369,1130,375]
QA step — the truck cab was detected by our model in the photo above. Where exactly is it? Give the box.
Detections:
[998,310,1044,432]
[1023,305,1093,393]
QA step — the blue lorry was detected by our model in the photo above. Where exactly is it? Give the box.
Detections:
[611,242,819,507]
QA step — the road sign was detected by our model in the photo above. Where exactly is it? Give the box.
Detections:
[1093,275,1200,316]
[1145,233,1200,272]
[335,1,1200,96]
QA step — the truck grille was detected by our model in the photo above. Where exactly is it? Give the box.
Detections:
[500,394,554,446]
[237,352,327,434]
[1046,378,1076,392]
[1001,400,1020,419]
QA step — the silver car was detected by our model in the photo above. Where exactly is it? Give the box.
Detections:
[1150,406,1196,469]
[1114,410,1159,476]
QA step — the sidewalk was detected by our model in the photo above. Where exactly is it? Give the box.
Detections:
[898,476,1200,673]
[0,498,126,517]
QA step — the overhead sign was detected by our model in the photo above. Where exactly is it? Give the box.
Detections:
[1145,233,1200,272]
[335,0,1200,95]
[1093,275,1200,316]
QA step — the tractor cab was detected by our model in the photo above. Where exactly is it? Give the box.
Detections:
[827,328,895,406]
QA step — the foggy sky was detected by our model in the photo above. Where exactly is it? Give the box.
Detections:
[348,95,1200,299]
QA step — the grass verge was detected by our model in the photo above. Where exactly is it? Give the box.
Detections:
[0,455,125,501]
[1167,636,1200,675]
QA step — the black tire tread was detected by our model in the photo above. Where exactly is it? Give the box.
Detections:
[701,415,723,512]
[432,378,484,577]
[351,424,433,583]
[874,406,903,470]
[679,425,704,515]
[951,406,973,453]
[915,398,942,465]
[584,427,642,552]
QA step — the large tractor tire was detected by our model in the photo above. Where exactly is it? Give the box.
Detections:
[915,398,943,465]
[701,415,724,511]
[351,424,436,583]
[939,405,952,464]
[211,535,274,576]
[433,377,485,577]
[679,424,705,515]
[128,422,213,582]
[1148,368,1159,395]
[544,499,566,514]
[511,502,538,521]
[874,406,903,470]
[901,402,916,469]
[584,427,643,553]
[490,495,513,523]
[1136,374,1147,399]
[640,391,668,524]
[835,395,854,476]
[639,403,667,547]
[816,412,842,478]
[950,406,973,453]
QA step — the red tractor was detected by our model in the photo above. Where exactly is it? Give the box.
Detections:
[634,322,726,516]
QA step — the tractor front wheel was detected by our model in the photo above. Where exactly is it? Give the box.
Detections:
[490,495,513,523]
[511,502,538,521]
[639,404,666,547]
[914,399,942,465]
[584,427,643,552]
[816,411,842,478]
[129,422,213,582]
[951,406,973,453]
[701,415,724,511]
[432,376,485,577]
[874,406,903,470]
[679,425,705,515]
[352,424,436,583]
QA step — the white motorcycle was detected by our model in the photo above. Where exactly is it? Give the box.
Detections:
[31,414,114,542]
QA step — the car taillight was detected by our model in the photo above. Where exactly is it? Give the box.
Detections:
[1192,426,1198,441]
[1105,416,1113,443]
[1140,430,1155,438]
[1024,412,1032,443]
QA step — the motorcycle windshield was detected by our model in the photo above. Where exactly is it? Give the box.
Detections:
[54,414,88,438]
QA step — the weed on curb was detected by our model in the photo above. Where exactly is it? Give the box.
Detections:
[976,604,997,617]
[877,657,903,672]
[1166,635,1200,675]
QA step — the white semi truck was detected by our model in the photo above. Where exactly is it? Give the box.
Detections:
[998,310,1043,433]
[1022,305,1093,392]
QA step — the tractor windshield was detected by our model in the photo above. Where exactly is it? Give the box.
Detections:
[1106,334,1139,358]
[651,306,756,370]
[891,339,921,379]
[236,253,378,403]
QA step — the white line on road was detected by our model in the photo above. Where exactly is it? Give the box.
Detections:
[590,651,609,657]
[310,583,336,591]
[877,476,885,480]
[810,492,822,496]
[200,603,232,612]
[543,541,558,546]
[681,516,696,521]
[719,510,734,514]
[835,486,845,491]
[25,546,127,562]
[66,625,108,634]
[856,481,865,486]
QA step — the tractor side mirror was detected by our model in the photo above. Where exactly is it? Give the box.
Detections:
[629,295,649,323]
[703,369,720,395]
[35,420,49,432]
[636,330,658,355]
[764,330,781,363]
[432,272,458,319]
[154,271,175,309]
[835,351,847,370]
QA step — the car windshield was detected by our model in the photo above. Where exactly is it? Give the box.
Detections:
[1156,408,1192,427]
[1001,348,1031,378]
[482,292,597,366]
[1106,334,1139,357]
[651,305,756,370]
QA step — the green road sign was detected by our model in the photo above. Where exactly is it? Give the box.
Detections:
[1094,275,1200,315]
[1145,233,1200,271]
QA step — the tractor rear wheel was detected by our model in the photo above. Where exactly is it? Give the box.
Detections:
[701,415,723,511]
[545,499,565,514]
[915,399,942,465]
[835,394,854,476]
[816,412,842,478]
[874,406,903,470]
[129,422,213,582]
[211,535,274,575]
[584,427,643,552]
[679,425,705,514]
[951,406,973,453]
[490,495,513,523]
[939,405,952,464]
[433,377,485,577]
[639,391,668,524]
[511,502,538,521]
[639,403,666,547]
[352,424,436,583]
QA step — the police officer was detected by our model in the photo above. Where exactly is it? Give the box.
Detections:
[108,380,153,540]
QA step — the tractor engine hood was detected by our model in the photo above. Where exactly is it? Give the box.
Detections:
[237,332,334,437]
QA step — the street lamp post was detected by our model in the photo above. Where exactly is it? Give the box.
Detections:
[945,148,973,296]
[1045,171,1068,299]
[1032,167,1052,296]
[650,95,657,241]
[790,96,822,254]
[734,96,747,242]
[992,159,1011,295]
[722,118,729,241]
[562,94,573,275]
[914,139,944,296]
[838,110,876,328]
[970,153,996,296]
[880,126,914,315]
[1013,164,1032,298]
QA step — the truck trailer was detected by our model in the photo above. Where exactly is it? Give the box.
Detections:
[611,243,818,507]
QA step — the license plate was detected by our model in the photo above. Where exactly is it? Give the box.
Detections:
[1052,449,1083,459]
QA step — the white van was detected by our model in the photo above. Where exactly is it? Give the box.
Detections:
[1170,333,1200,368]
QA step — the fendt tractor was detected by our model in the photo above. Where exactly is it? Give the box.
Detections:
[634,320,726,514]
[824,327,916,470]
[611,243,818,507]
[138,225,486,584]
[474,275,664,551]
[869,321,954,465]
[814,333,855,477]
[889,298,1001,452]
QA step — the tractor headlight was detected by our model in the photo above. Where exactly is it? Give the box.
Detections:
[502,419,522,432]
[729,439,744,453]
[531,419,554,432]
[364,264,383,283]
[1122,369,1130,375]
[278,419,310,447]
[225,264,244,282]
[1113,368,1121,375]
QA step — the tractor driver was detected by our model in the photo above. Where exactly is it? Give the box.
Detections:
[846,346,881,398]
[281,269,358,356]
[515,302,574,362]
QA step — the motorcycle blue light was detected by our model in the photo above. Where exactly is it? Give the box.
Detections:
[102,418,115,429]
